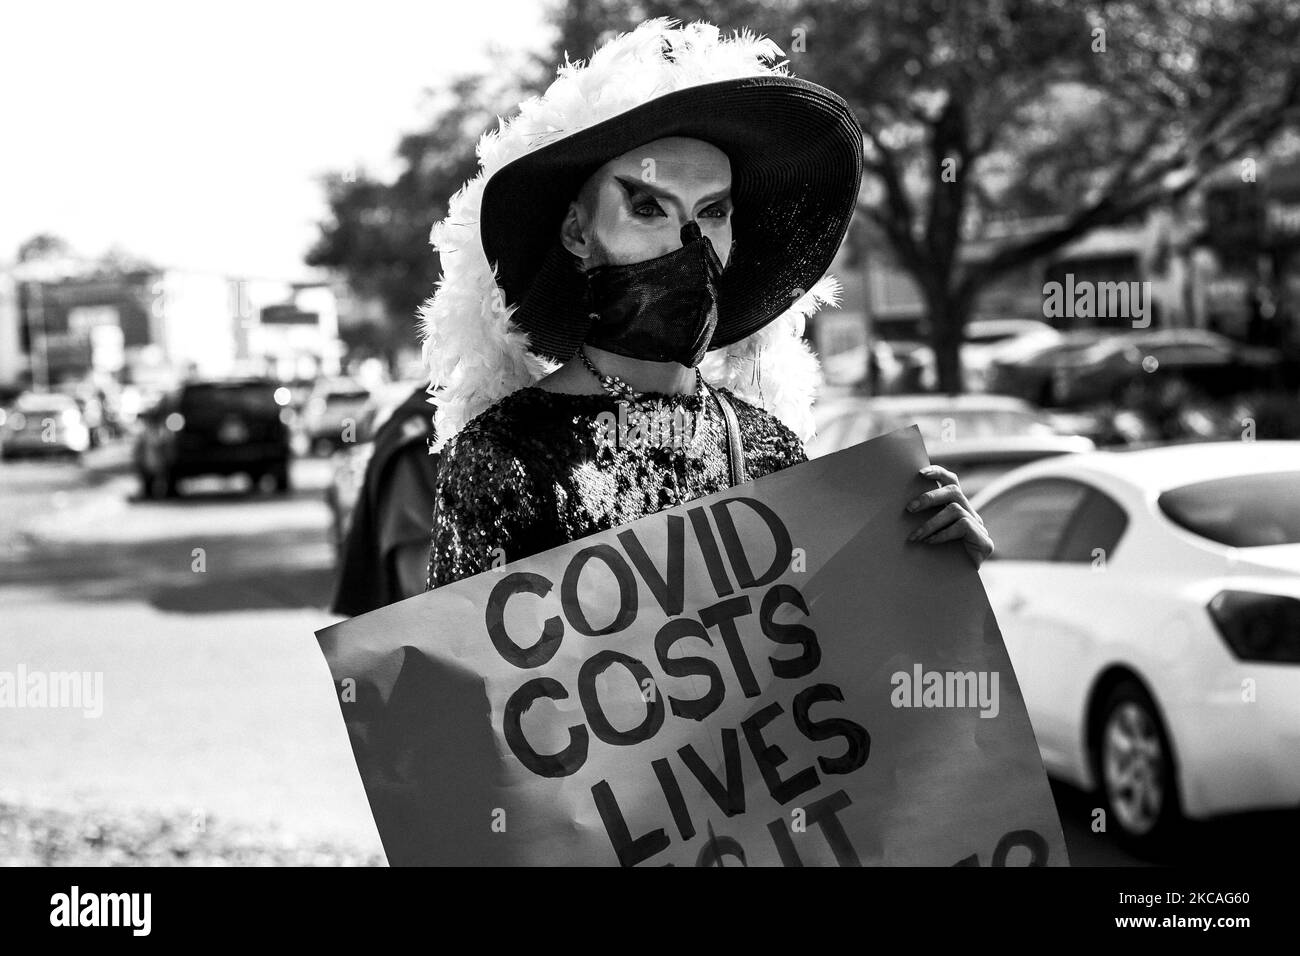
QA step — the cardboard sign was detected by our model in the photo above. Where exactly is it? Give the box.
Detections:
[316,426,1068,866]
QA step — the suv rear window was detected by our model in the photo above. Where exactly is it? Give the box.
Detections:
[179,383,279,420]
[1158,471,1300,547]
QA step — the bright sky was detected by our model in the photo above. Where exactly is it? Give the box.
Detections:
[0,0,552,280]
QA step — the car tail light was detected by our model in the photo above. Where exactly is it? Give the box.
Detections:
[1208,590,1300,663]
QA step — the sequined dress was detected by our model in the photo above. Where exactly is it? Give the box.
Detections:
[425,383,808,590]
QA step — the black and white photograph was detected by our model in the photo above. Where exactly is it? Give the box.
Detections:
[1,0,1298,934]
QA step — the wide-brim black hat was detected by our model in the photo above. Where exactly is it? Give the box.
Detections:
[479,75,864,362]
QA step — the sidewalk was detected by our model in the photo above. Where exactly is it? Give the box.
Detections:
[1,596,384,860]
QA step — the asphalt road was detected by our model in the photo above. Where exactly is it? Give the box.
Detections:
[2,441,1294,866]
[0,444,385,856]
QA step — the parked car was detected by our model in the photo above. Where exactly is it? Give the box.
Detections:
[298,377,372,455]
[325,382,424,557]
[1048,329,1286,407]
[890,318,1062,393]
[819,339,908,393]
[0,392,92,459]
[885,339,939,392]
[971,441,1300,850]
[984,328,1123,404]
[132,378,292,498]
[966,321,1065,391]
[807,393,1095,496]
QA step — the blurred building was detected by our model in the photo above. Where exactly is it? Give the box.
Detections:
[1199,156,1300,345]
[861,214,1167,341]
[3,265,343,390]
[0,271,21,388]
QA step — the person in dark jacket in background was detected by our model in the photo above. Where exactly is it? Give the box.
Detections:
[330,383,439,616]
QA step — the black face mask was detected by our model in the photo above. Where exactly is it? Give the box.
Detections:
[582,219,724,368]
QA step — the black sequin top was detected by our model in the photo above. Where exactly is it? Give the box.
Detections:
[425,384,808,590]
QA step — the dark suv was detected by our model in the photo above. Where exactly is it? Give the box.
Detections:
[133,379,291,498]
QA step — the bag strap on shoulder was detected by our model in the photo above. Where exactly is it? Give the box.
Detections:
[708,384,748,487]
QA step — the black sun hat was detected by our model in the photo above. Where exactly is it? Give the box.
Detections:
[479,74,865,363]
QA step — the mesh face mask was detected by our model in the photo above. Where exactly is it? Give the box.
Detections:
[582,220,725,368]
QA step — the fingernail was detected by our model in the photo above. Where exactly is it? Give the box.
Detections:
[906,500,918,512]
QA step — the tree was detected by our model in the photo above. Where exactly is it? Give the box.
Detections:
[306,69,541,359]
[17,233,74,264]
[546,0,1300,390]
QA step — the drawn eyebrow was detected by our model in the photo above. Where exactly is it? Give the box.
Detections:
[614,175,732,209]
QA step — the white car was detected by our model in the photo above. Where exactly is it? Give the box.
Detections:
[809,393,1095,496]
[297,376,372,454]
[0,392,92,458]
[971,441,1300,849]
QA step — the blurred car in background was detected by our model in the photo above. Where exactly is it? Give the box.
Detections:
[883,339,938,392]
[956,318,1061,392]
[808,393,1095,496]
[283,377,316,412]
[819,338,907,393]
[0,392,92,459]
[1048,329,1287,407]
[298,377,371,456]
[892,318,1061,393]
[74,394,107,447]
[325,382,428,558]
[984,328,1119,404]
[132,378,292,498]
[972,441,1300,849]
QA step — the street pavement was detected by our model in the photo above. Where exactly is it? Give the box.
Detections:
[0,444,385,859]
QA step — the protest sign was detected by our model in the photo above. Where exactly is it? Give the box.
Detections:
[316,426,1069,866]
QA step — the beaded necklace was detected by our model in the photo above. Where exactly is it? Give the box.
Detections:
[578,347,709,459]
[577,347,705,402]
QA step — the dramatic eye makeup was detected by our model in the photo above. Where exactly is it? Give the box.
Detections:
[614,175,731,220]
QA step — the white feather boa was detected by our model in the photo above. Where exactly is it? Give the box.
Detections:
[418,17,834,451]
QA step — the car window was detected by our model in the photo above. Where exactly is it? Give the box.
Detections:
[1055,489,1129,563]
[1145,344,1226,365]
[179,383,278,420]
[967,331,1015,345]
[1158,471,1300,547]
[978,478,1092,561]
[911,410,1049,441]
[17,394,76,413]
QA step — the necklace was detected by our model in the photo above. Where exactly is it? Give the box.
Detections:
[578,347,710,459]
[577,346,704,401]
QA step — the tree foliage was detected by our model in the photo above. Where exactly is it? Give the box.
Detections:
[306,72,539,356]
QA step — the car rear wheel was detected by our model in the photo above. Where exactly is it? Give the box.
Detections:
[140,467,177,500]
[271,461,291,494]
[1096,680,1181,853]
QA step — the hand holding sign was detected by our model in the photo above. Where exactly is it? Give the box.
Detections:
[906,464,996,568]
